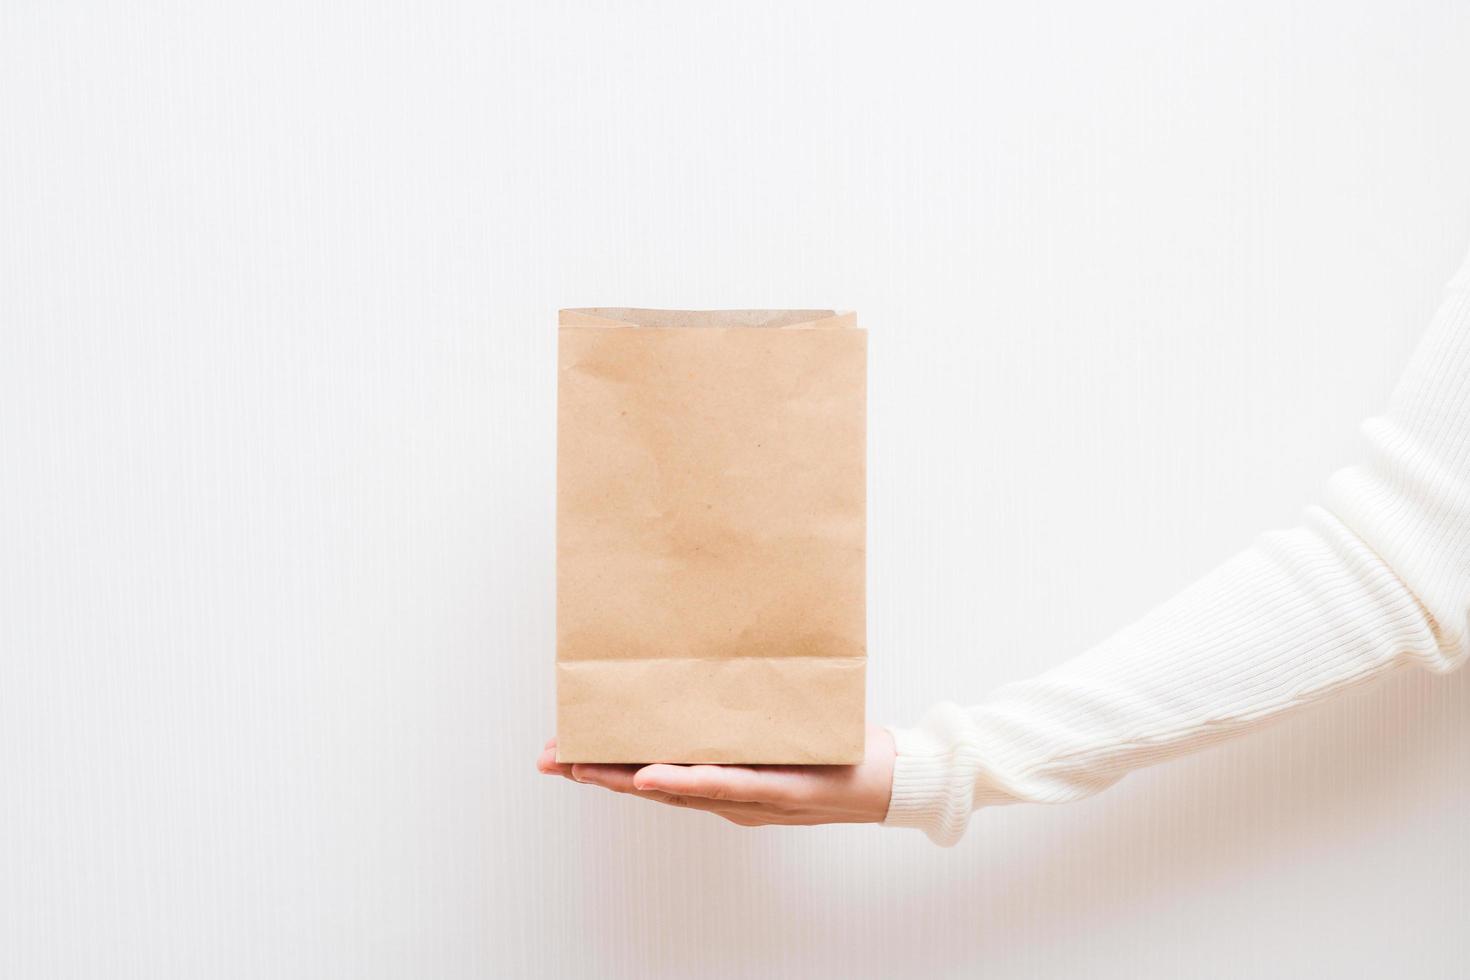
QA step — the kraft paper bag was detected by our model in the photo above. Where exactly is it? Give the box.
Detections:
[556,308,866,764]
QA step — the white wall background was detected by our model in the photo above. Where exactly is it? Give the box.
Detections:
[4,2,1469,977]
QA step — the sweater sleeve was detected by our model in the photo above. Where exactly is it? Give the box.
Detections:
[883,250,1470,846]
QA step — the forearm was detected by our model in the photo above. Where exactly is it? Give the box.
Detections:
[885,251,1470,846]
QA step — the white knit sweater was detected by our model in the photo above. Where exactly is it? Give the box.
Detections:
[883,248,1470,846]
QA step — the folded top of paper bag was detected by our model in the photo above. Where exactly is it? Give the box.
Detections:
[559,308,856,330]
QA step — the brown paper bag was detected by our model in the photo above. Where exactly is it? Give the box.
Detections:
[556,308,866,764]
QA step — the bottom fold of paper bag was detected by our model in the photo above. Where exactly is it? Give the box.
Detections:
[556,656,866,765]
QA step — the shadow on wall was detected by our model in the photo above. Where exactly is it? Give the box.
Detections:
[557,663,1470,977]
[922,661,1470,970]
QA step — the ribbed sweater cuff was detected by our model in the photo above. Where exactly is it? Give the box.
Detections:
[881,718,1014,846]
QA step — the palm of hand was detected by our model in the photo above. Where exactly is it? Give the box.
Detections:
[536,725,896,827]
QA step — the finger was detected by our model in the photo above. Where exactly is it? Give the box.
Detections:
[572,765,769,817]
[632,764,799,804]
[536,745,576,779]
[543,736,557,750]
[569,763,641,791]
[719,811,783,827]
[632,788,752,815]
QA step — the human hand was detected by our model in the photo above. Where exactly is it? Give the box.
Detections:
[536,725,896,827]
